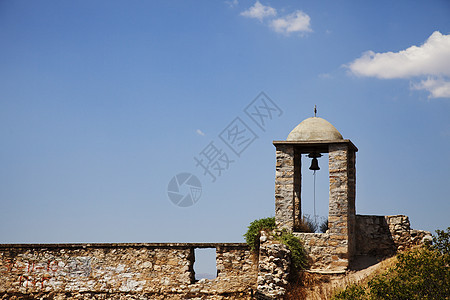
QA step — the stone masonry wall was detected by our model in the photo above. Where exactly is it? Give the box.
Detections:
[294,215,431,272]
[355,215,432,257]
[293,233,348,273]
[0,243,257,299]
[256,232,291,299]
[327,143,356,271]
[275,145,295,231]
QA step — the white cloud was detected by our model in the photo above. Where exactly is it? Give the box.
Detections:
[240,2,312,37]
[412,77,450,99]
[196,129,205,136]
[347,31,450,98]
[240,1,276,21]
[270,10,312,35]
[348,31,450,79]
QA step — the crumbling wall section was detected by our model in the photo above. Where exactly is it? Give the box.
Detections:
[355,215,432,257]
[0,243,257,299]
[256,232,291,299]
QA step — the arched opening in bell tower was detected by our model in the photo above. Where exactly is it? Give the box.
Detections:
[300,153,330,232]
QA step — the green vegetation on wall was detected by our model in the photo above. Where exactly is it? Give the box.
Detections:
[333,227,450,300]
[244,217,308,270]
[277,230,308,270]
[243,217,276,252]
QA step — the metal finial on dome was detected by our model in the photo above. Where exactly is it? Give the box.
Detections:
[314,105,317,117]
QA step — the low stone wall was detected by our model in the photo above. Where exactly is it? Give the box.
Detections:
[355,215,431,257]
[292,214,432,273]
[293,233,348,272]
[0,243,257,299]
[0,216,432,298]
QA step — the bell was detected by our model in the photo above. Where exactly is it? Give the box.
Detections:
[309,157,320,171]
[308,152,322,171]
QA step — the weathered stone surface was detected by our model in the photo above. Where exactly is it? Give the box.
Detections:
[274,145,296,231]
[327,143,356,270]
[0,243,257,299]
[256,232,291,299]
[355,215,432,257]
[273,140,357,272]
[286,117,344,141]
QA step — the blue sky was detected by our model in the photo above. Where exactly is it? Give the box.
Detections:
[1,0,449,249]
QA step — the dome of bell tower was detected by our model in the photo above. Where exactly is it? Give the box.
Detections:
[286,117,343,141]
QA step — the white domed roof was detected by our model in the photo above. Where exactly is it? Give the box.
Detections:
[287,117,343,141]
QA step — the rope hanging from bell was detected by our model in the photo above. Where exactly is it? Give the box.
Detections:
[308,152,322,227]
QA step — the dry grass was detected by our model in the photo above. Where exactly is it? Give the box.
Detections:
[285,256,398,300]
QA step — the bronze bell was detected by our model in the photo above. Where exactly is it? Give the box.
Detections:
[308,153,322,171]
[309,157,320,171]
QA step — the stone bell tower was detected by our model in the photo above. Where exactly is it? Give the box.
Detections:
[273,116,358,270]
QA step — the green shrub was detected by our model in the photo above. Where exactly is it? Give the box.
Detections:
[368,247,450,299]
[332,227,450,300]
[367,228,450,299]
[244,217,308,270]
[276,230,308,270]
[334,284,367,300]
[431,226,450,256]
[243,217,276,252]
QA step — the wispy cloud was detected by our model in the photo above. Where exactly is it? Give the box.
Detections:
[318,73,332,79]
[411,77,450,98]
[196,129,206,136]
[347,31,450,99]
[240,2,311,37]
[240,1,276,21]
[225,0,239,8]
[270,10,312,36]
